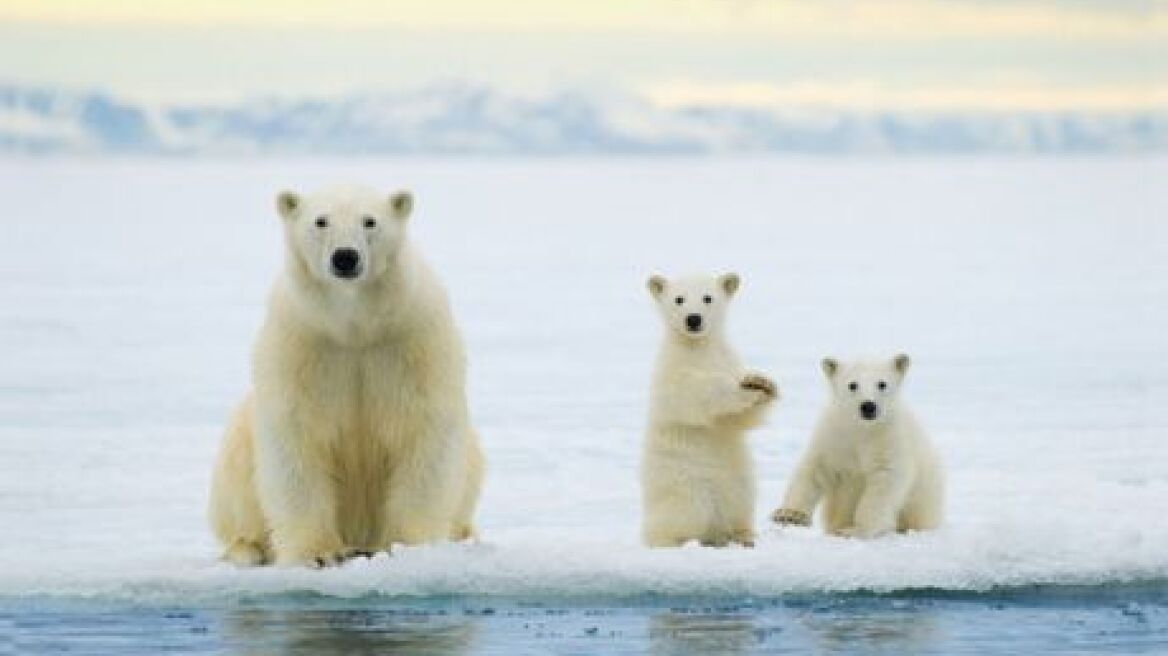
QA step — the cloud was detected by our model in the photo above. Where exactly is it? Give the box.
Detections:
[1,1,1162,108]
[2,0,1165,41]
[644,79,1168,111]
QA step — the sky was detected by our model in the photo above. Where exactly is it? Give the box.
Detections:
[0,0,1165,111]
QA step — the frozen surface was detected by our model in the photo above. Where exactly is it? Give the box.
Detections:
[0,157,1166,603]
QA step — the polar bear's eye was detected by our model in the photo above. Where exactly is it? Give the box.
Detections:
[877,381,888,391]
[703,295,712,304]
[362,216,377,229]
[314,216,329,228]
[674,296,684,305]
[848,382,859,392]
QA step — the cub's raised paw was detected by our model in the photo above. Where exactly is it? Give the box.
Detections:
[771,507,811,527]
[741,373,779,400]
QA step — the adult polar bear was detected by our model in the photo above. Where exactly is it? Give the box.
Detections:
[209,185,484,567]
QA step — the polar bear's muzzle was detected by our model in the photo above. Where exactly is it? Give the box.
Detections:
[684,313,703,333]
[859,400,880,421]
[330,248,363,280]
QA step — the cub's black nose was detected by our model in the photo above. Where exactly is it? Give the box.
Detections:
[331,248,360,278]
[860,401,879,420]
[685,314,703,332]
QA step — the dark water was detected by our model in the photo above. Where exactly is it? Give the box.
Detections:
[3,583,1167,655]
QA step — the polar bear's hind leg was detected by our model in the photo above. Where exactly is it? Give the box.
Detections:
[208,397,272,566]
[451,430,485,541]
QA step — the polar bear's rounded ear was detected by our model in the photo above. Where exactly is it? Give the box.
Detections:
[276,190,300,221]
[647,274,667,297]
[720,272,741,296]
[821,357,839,379]
[894,353,911,375]
[390,190,414,220]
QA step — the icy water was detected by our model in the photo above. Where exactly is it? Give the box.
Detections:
[5,586,1168,655]
[0,157,1166,652]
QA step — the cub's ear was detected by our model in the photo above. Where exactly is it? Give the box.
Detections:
[719,272,741,296]
[647,274,667,298]
[894,353,911,375]
[390,190,414,219]
[276,190,300,220]
[821,357,839,379]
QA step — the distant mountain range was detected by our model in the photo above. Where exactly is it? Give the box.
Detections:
[2,83,1164,155]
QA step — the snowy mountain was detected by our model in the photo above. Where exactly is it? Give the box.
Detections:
[1,83,1164,155]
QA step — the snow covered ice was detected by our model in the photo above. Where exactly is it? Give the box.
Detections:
[0,156,1165,603]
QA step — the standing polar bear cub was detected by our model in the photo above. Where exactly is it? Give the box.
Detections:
[772,355,943,538]
[641,273,778,548]
[209,185,484,567]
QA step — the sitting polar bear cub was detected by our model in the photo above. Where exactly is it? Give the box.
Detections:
[641,273,778,548]
[772,354,943,538]
[209,185,484,567]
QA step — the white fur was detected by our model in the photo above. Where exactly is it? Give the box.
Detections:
[208,185,484,567]
[640,273,778,548]
[773,355,943,538]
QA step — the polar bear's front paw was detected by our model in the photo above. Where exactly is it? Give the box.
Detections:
[280,546,358,568]
[741,373,778,400]
[310,549,355,568]
[771,508,811,527]
[310,547,381,567]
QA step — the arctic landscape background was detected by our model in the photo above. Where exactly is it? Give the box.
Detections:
[3,0,1166,156]
[2,83,1165,154]
[2,5,1167,646]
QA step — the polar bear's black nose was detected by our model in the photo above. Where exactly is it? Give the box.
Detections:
[685,314,703,332]
[331,248,361,278]
[860,401,880,420]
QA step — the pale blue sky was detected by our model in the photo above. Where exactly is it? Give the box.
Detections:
[1,0,1164,110]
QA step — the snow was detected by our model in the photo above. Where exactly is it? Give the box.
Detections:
[0,156,1165,603]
